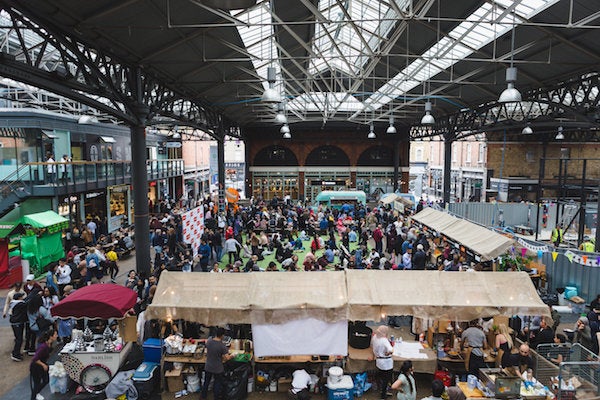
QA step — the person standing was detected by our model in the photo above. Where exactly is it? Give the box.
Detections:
[197,238,211,272]
[371,325,394,399]
[373,224,384,255]
[59,154,70,184]
[392,360,416,400]
[46,153,56,184]
[8,292,28,362]
[55,258,72,296]
[3,281,25,319]
[201,327,233,400]
[461,320,487,376]
[30,328,58,400]
[551,224,564,248]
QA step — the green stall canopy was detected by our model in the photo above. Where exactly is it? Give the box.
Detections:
[21,211,68,234]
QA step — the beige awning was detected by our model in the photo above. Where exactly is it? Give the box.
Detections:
[412,208,514,260]
[146,271,348,325]
[380,193,398,204]
[346,270,550,322]
[147,270,548,326]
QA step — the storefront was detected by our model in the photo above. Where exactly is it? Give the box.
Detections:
[251,170,299,201]
[108,185,132,232]
[304,169,351,202]
[58,194,81,228]
[84,190,106,222]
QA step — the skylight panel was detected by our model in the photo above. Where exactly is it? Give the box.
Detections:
[236,1,278,91]
[365,0,560,114]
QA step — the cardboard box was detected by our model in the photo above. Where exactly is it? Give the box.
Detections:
[278,378,292,393]
[570,295,585,304]
[118,315,137,342]
[165,369,184,392]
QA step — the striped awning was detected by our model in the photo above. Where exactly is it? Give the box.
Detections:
[0,127,25,138]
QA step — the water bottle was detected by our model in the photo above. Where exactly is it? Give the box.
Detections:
[390,335,395,347]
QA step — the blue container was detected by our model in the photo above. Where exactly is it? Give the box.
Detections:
[143,338,163,363]
[133,362,159,382]
[328,388,354,400]
[565,286,578,299]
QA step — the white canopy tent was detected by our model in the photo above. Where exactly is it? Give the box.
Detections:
[412,208,514,261]
[345,270,549,322]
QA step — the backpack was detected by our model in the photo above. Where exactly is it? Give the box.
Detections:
[10,301,28,324]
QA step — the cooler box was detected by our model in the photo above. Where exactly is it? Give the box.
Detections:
[327,375,354,400]
[132,362,160,400]
[143,338,163,363]
[565,286,578,300]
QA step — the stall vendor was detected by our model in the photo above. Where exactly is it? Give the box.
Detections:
[461,319,487,376]
[505,344,534,375]
[372,325,394,399]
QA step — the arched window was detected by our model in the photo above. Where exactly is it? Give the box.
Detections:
[305,145,350,166]
[253,145,298,166]
[357,146,394,166]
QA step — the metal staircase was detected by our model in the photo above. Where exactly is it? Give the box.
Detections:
[0,164,33,217]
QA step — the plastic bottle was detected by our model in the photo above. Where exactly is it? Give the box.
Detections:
[390,335,395,347]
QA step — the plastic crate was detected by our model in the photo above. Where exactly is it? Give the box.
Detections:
[560,390,576,400]
[143,338,163,363]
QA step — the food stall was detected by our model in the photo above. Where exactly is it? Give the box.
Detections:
[345,270,550,375]
[50,284,137,394]
[20,210,68,275]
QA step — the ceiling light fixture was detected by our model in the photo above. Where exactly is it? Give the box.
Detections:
[521,124,533,135]
[555,126,564,140]
[280,124,290,138]
[386,116,397,134]
[367,122,376,139]
[498,13,521,103]
[261,67,281,103]
[274,102,287,124]
[421,101,435,125]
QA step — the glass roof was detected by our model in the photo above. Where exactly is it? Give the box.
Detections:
[364,0,561,115]
[235,0,560,121]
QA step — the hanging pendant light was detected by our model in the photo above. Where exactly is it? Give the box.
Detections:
[522,124,533,135]
[367,122,376,139]
[420,101,435,125]
[555,126,564,140]
[280,124,291,139]
[262,67,281,103]
[386,116,397,134]
[274,102,287,124]
[498,67,522,103]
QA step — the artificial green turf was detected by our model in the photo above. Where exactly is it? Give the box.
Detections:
[217,233,362,271]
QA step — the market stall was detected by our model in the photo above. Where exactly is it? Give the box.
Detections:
[0,222,25,288]
[51,283,137,394]
[412,207,514,261]
[20,210,68,275]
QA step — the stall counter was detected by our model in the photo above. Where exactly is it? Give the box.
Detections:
[345,341,437,374]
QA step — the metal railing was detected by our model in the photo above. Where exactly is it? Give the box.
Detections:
[0,158,184,199]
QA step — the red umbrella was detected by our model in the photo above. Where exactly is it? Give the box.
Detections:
[51,283,137,319]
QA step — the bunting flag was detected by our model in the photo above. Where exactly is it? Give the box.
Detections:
[552,252,558,262]
[516,237,550,253]
[563,250,600,266]
[537,250,543,259]
[565,251,574,263]
[521,247,527,257]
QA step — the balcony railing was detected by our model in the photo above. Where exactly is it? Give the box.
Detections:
[0,159,184,193]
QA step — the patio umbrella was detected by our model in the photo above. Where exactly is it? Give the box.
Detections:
[51,283,137,319]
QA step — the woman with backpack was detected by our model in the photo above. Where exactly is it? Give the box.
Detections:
[9,291,27,361]
[27,295,54,354]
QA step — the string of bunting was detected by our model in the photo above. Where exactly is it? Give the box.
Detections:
[516,237,549,254]
[563,250,600,267]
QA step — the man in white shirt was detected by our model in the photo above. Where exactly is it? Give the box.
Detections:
[372,325,394,399]
[46,153,56,184]
[290,368,312,400]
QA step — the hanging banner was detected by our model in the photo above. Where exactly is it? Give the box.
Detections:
[552,252,558,262]
[181,206,205,257]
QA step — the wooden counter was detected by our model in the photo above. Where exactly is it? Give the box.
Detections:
[457,382,487,399]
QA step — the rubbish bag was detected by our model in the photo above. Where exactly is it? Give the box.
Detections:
[48,362,69,394]
[224,362,250,400]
